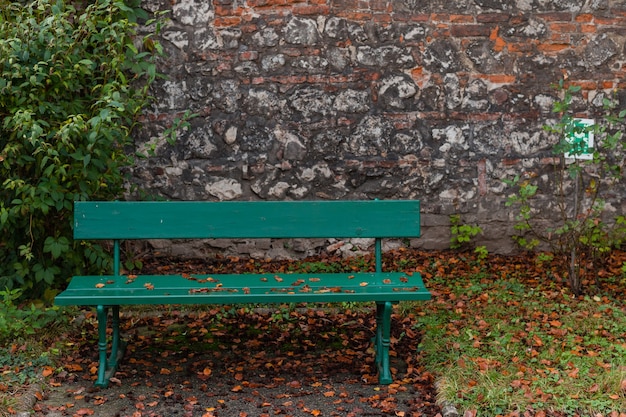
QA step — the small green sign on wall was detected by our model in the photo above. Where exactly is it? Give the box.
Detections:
[565,118,595,160]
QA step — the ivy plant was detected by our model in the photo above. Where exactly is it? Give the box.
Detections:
[0,0,167,300]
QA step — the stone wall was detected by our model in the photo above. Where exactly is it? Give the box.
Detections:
[131,0,626,257]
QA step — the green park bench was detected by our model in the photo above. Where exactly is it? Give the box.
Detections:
[55,200,431,387]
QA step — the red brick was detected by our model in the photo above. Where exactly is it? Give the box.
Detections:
[477,13,511,23]
[269,75,308,84]
[506,42,535,53]
[239,51,259,61]
[580,24,596,33]
[372,13,392,23]
[594,16,623,25]
[509,15,528,25]
[387,115,415,130]
[476,74,516,84]
[216,61,233,71]
[451,24,491,37]
[214,5,244,16]
[214,17,242,27]
[549,22,578,33]
[570,80,598,90]
[502,158,522,167]
[540,157,560,166]
[406,14,430,23]
[450,14,474,23]
[537,42,570,53]
[336,11,373,21]
[431,13,450,22]
[537,12,573,22]
[293,4,330,15]
[240,22,259,32]
[575,13,593,23]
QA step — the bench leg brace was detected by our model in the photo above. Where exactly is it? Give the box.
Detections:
[95,305,126,388]
[375,301,393,384]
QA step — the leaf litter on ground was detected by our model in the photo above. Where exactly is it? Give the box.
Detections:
[6,248,626,417]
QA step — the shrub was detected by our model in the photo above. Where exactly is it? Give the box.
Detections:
[504,80,626,294]
[0,0,165,299]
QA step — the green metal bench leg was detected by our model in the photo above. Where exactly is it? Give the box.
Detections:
[109,306,121,369]
[94,305,126,388]
[95,305,109,387]
[375,301,393,384]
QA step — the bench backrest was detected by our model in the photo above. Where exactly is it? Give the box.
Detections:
[74,200,421,240]
[74,200,420,275]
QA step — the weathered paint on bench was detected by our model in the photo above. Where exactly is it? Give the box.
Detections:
[55,200,430,387]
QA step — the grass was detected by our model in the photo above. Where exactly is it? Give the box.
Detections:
[413,252,626,416]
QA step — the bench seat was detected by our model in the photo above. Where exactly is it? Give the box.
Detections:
[55,272,430,305]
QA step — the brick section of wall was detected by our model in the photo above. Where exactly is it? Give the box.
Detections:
[136,0,626,255]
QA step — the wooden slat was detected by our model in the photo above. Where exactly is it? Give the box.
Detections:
[74,200,420,240]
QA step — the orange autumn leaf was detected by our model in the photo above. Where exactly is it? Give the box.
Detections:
[66,363,83,372]
[42,366,54,377]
